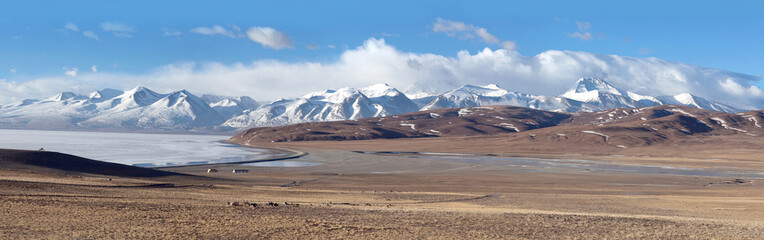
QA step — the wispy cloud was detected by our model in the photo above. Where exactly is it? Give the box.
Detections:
[64,22,79,32]
[246,26,294,50]
[10,68,17,74]
[100,22,136,38]
[63,22,99,40]
[432,18,516,50]
[569,21,594,40]
[306,44,320,50]
[82,31,99,40]
[91,65,98,73]
[63,67,78,77]
[190,25,236,38]
[162,28,182,37]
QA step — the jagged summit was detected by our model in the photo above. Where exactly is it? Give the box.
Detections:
[565,77,623,96]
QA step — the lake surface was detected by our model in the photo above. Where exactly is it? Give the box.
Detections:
[0,129,284,167]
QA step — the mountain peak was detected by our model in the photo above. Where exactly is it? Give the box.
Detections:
[567,77,622,95]
[482,84,501,89]
[48,92,80,101]
[361,83,403,98]
[88,88,123,100]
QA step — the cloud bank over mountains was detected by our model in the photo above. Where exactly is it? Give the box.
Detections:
[1,38,762,109]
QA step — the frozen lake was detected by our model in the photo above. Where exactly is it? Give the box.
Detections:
[0,129,285,167]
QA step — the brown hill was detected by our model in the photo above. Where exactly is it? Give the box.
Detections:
[229,105,764,148]
[0,149,181,178]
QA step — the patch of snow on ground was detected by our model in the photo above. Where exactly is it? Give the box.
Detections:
[743,115,761,128]
[640,117,647,121]
[556,133,566,136]
[581,130,609,141]
[496,123,520,132]
[711,117,747,133]
[428,129,441,134]
[695,119,712,128]
[616,145,628,148]
[668,108,697,117]
[429,113,441,118]
[400,123,416,130]
[458,108,472,117]
[493,116,506,120]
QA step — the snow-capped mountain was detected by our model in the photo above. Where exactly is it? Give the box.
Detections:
[656,93,738,113]
[0,78,745,132]
[559,77,660,109]
[79,89,225,129]
[223,84,419,128]
[412,78,738,114]
[416,84,598,113]
[0,86,226,131]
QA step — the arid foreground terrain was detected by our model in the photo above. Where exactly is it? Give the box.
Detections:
[1,106,763,239]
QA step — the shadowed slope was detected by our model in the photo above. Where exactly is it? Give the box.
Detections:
[0,149,181,178]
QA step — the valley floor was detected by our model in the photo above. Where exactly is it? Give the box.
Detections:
[1,140,763,239]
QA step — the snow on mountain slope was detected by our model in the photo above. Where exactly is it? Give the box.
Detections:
[223,84,417,128]
[0,87,226,131]
[419,84,528,110]
[201,95,260,119]
[88,88,124,103]
[79,90,225,129]
[0,92,95,129]
[416,84,598,113]
[0,77,746,132]
[560,77,644,109]
[656,93,738,113]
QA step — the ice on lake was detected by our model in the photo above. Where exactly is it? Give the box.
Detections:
[0,129,283,167]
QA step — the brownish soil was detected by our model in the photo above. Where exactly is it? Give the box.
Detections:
[230,105,764,151]
[1,145,763,239]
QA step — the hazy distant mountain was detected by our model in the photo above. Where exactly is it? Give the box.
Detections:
[200,94,260,119]
[0,86,225,131]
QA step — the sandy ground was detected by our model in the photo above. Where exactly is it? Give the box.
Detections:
[1,141,763,239]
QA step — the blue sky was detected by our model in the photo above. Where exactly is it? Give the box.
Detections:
[1,1,763,107]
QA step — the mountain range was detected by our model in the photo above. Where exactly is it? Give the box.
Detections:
[0,77,742,132]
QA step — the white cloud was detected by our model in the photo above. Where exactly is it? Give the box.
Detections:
[501,41,517,51]
[719,78,764,98]
[163,29,182,37]
[569,32,593,40]
[100,22,136,38]
[10,68,17,74]
[433,18,516,50]
[64,67,78,77]
[190,25,235,38]
[569,21,594,40]
[306,44,320,50]
[64,22,79,32]
[91,65,98,73]
[1,38,761,109]
[82,31,99,40]
[246,26,294,49]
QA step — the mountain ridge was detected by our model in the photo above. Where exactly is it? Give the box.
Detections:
[0,78,748,132]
